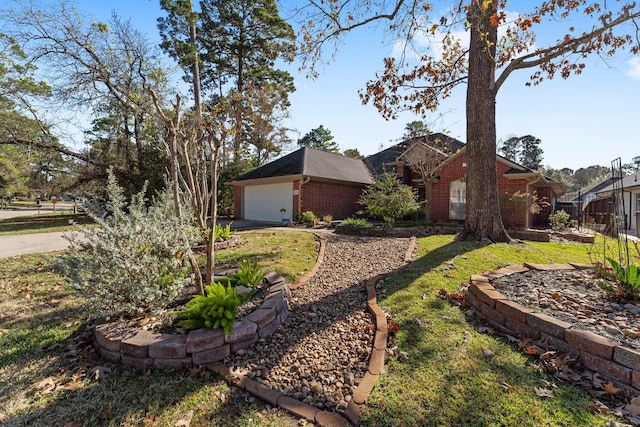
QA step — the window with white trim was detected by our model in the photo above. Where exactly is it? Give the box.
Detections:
[449,180,466,220]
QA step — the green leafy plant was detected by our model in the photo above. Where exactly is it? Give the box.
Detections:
[214,222,233,241]
[173,282,244,333]
[358,171,421,227]
[338,217,368,228]
[299,210,318,224]
[549,209,572,230]
[322,214,333,224]
[597,257,640,300]
[231,259,266,288]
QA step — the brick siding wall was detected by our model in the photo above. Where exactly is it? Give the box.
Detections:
[300,180,365,220]
[428,153,545,229]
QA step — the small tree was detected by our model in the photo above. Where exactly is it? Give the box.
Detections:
[359,171,421,227]
[499,191,549,229]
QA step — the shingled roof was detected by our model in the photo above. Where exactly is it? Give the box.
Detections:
[364,133,465,177]
[231,147,374,185]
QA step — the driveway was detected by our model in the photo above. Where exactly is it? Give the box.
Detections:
[0,232,74,258]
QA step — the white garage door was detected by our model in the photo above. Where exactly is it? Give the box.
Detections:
[244,182,293,222]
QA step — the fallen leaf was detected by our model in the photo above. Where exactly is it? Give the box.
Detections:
[541,380,558,389]
[66,381,85,392]
[501,382,516,392]
[482,349,496,359]
[540,351,556,360]
[551,292,561,300]
[534,387,555,398]
[103,405,112,419]
[35,377,58,394]
[188,367,202,377]
[477,326,495,335]
[523,346,540,355]
[142,414,156,426]
[64,422,82,427]
[586,401,613,414]
[175,409,194,427]
[92,366,111,380]
[603,382,621,395]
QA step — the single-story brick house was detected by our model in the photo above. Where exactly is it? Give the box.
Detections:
[228,147,374,222]
[229,134,563,228]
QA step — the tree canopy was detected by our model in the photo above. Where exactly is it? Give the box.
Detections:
[297,125,340,153]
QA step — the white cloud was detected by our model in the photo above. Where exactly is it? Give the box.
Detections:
[625,57,640,80]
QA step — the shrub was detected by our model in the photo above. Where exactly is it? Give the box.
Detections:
[338,217,368,228]
[57,170,197,319]
[299,210,318,224]
[173,282,245,333]
[358,172,421,227]
[322,214,333,224]
[549,209,572,230]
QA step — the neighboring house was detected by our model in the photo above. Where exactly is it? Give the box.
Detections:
[587,173,640,236]
[229,134,563,228]
[555,177,619,223]
[228,147,374,222]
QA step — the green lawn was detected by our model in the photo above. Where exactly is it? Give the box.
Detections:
[0,231,631,426]
[362,234,623,426]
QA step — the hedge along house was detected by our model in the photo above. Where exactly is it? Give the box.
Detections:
[228,147,374,222]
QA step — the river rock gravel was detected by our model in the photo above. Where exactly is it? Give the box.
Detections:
[492,268,640,350]
[223,233,412,413]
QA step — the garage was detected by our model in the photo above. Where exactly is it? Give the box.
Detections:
[243,182,293,222]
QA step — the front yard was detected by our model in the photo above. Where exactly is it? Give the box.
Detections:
[0,231,629,426]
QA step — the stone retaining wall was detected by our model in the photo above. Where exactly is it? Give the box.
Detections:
[466,263,640,393]
[92,271,290,371]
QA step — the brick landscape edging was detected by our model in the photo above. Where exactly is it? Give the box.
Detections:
[466,263,640,393]
[93,270,292,371]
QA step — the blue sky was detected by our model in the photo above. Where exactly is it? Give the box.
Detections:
[43,1,640,170]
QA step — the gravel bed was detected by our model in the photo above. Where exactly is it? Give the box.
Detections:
[493,269,640,350]
[223,233,411,413]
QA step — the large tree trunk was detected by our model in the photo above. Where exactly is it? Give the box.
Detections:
[458,1,511,243]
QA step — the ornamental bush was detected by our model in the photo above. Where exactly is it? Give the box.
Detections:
[358,172,421,227]
[549,209,572,230]
[57,170,197,319]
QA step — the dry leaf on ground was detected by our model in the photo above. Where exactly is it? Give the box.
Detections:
[534,387,555,398]
[175,410,194,427]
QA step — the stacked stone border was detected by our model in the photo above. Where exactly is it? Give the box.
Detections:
[207,234,417,426]
[93,269,292,371]
[466,262,640,394]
